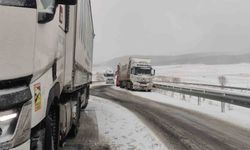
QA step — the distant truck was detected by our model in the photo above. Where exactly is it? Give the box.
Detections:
[116,57,155,91]
[104,69,115,84]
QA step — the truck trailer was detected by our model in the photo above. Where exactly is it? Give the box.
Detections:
[116,57,155,91]
[0,0,94,149]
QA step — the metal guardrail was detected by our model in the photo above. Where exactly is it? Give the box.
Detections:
[153,83,250,108]
[161,82,250,91]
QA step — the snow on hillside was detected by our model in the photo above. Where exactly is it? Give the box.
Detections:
[154,63,250,88]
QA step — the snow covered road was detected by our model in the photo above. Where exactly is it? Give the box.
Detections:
[62,92,166,150]
[91,85,250,150]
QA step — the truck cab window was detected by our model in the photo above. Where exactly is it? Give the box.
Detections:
[134,67,152,75]
[38,0,55,14]
[0,0,36,8]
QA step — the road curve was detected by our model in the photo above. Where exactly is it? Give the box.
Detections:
[91,85,250,150]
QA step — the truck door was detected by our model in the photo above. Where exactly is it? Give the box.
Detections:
[31,0,67,127]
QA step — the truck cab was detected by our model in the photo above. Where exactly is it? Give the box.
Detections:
[129,58,155,91]
[0,0,94,149]
[104,70,115,84]
[117,57,155,91]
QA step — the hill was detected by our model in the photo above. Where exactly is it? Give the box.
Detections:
[94,53,250,68]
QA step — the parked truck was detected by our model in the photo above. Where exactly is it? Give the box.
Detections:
[0,0,94,149]
[116,57,155,91]
[104,69,115,84]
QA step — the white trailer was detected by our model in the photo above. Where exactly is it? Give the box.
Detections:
[117,57,155,91]
[0,0,94,149]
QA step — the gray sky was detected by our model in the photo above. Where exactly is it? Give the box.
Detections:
[91,0,250,63]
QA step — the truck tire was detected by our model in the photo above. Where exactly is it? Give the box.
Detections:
[44,115,54,150]
[126,82,129,90]
[127,82,132,90]
[68,124,79,138]
[121,81,126,89]
[81,87,89,109]
[81,97,88,109]
[69,94,81,137]
[45,104,59,150]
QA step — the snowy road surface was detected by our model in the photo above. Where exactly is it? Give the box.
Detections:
[91,85,250,150]
[62,94,166,150]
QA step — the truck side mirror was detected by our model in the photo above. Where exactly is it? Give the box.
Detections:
[37,0,56,24]
[38,12,55,24]
[57,0,77,5]
[38,0,76,24]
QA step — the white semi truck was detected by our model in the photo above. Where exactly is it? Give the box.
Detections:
[0,0,94,149]
[116,57,155,91]
[104,69,115,84]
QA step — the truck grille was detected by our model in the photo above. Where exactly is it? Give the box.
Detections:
[0,75,32,89]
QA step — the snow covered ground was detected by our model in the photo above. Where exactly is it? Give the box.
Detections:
[111,86,250,130]
[154,63,250,88]
[89,96,167,150]
[92,63,250,130]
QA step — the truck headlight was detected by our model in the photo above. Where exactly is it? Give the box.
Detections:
[0,109,18,143]
[0,101,31,149]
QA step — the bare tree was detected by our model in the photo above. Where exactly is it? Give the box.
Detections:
[218,75,227,88]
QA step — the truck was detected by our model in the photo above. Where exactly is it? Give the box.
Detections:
[104,69,115,84]
[0,0,94,149]
[116,57,155,91]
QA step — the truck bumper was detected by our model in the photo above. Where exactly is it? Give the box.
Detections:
[10,140,30,150]
[133,83,153,91]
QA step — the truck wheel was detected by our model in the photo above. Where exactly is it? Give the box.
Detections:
[121,81,126,88]
[45,105,59,150]
[81,98,88,109]
[81,87,89,109]
[81,92,88,109]
[126,82,129,90]
[68,124,79,138]
[127,82,132,90]
[69,94,81,137]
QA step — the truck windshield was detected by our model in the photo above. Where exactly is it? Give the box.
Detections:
[106,74,114,77]
[134,67,151,75]
[0,0,36,8]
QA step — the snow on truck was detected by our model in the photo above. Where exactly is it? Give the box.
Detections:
[0,0,94,149]
[116,57,155,91]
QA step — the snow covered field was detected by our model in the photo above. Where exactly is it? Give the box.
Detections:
[154,63,250,88]
[111,86,250,130]
[93,63,250,88]
[89,96,167,150]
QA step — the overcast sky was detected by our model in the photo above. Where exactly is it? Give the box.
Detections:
[91,0,250,63]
